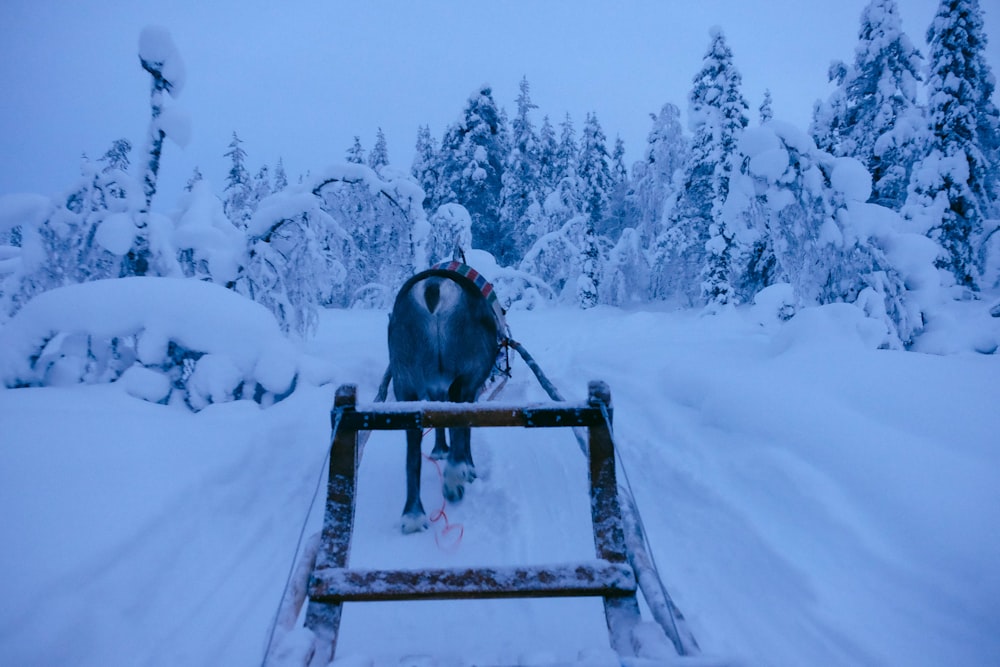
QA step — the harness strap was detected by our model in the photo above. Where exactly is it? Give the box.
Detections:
[429,260,507,336]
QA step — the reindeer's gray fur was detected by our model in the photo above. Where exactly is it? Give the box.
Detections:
[388,271,500,533]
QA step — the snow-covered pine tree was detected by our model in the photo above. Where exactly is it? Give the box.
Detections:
[412,124,439,213]
[759,90,774,125]
[435,86,509,264]
[368,127,389,172]
[537,115,559,194]
[273,158,289,192]
[252,165,272,207]
[499,76,544,262]
[554,113,579,188]
[574,112,615,307]
[100,139,132,174]
[577,223,600,309]
[631,103,688,247]
[653,28,748,307]
[906,0,998,290]
[578,113,614,238]
[346,136,365,164]
[223,132,252,228]
[812,0,925,211]
[541,114,585,239]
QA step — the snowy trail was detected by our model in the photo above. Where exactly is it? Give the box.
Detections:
[2,303,999,666]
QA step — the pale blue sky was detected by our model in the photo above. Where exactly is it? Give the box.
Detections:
[1,0,997,212]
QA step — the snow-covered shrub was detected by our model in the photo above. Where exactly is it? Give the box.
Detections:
[0,277,298,410]
[172,181,244,286]
[425,203,473,265]
[733,121,937,346]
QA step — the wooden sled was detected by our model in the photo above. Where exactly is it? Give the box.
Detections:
[298,380,645,665]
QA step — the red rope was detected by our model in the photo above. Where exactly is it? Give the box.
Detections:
[421,429,464,551]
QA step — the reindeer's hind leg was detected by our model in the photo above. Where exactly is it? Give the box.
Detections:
[443,425,477,503]
[401,427,429,533]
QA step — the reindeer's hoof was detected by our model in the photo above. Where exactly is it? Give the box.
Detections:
[429,444,449,460]
[401,511,429,534]
[443,462,476,503]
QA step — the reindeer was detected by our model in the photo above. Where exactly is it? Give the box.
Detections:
[387,266,501,534]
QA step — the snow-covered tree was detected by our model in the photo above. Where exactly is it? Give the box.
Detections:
[738,122,920,345]
[223,132,252,228]
[606,135,630,239]
[273,158,289,192]
[412,124,439,211]
[631,103,688,246]
[577,223,601,309]
[100,139,132,175]
[812,0,925,211]
[434,86,509,263]
[125,26,187,277]
[174,181,244,287]
[426,203,473,264]
[519,219,580,299]
[252,165,272,207]
[368,127,390,172]
[537,115,559,194]
[499,76,544,261]
[346,136,365,165]
[577,112,614,236]
[653,28,749,307]
[905,0,998,290]
[601,227,651,306]
[309,163,428,306]
[542,114,585,238]
[759,89,774,125]
[4,154,144,314]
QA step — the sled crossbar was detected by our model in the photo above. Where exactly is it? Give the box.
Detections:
[339,403,604,430]
[310,560,636,602]
[301,381,642,666]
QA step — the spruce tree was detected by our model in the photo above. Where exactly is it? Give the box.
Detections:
[435,85,509,263]
[346,136,365,164]
[412,124,439,213]
[499,76,543,262]
[654,28,748,307]
[632,103,688,246]
[759,90,774,125]
[907,0,998,289]
[273,158,289,192]
[577,113,613,231]
[812,0,925,210]
[537,115,559,194]
[368,127,389,171]
[224,132,252,228]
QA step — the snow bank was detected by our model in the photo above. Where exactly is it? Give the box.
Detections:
[0,277,298,409]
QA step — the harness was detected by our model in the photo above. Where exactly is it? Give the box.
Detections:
[418,260,513,386]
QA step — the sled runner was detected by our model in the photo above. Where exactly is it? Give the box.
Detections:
[301,381,642,665]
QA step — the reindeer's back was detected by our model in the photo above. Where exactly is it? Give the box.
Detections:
[388,274,499,402]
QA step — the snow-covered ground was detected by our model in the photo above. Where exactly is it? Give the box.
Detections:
[2,291,999,666]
